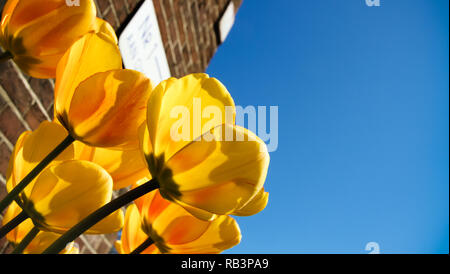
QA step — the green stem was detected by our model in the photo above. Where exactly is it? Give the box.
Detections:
[0,51,12,63]
[0,135,75,213]
[0,211,28,239]
[43,179,160,254]
[130,237,155,254]
[11,226,40,254]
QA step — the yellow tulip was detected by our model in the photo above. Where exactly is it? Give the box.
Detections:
[54,31,153,149]
[116,189,241,254]
[6,121,74,193]
[18,159,123,234]
[2,202,79,254]
[0,0,97,78]
[141,74,270,221]
[74,141,151,190]
[2,201,32,245]
[7,122,123,234]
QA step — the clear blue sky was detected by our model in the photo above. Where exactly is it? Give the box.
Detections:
[207,0,449,254]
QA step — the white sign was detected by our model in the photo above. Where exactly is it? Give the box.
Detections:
[119,0,171,85]
[219,2,236,43]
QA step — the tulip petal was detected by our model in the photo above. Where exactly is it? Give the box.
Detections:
[11,121,74,197]
[2,201,34,244]
[135,189,241,253]
[169,215,241,254]
[146,74,236,161]
[117,204,159,254]
[0,0,18,40]
[74,141,151,190]
[161,124,269,219]
[64,69,153,149]
[26,160,123,234]
[94,17,118,44]
[234,188,269,216]
[5,130,29,192]
[55,31,122,119]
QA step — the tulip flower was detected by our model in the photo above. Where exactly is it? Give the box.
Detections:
[16,159,124,234]
[6,121,74,194]
[6,122,123,235]
[54,31,153,149]
[74,141,151,190]
[2,202,79,254]
[115,189,241,254]
[0,0,97,78]
[140,74,270,221]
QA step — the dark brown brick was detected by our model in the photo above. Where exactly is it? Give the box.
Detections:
[97,0,111,15]
[0,94,6,112]
[47,103,54,119]
[0,62,32,114]
[103,9,119,30]
[152,0,169,45]
[0,142,11,177]
[24,103,48,130]
[0,107,27,145]
[127,0,139,11]
[28,78,53,110]
[112,0,129,23]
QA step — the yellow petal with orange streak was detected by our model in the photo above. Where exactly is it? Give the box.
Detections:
[64,69,152,149]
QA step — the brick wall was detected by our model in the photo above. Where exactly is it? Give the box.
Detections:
[0,0,242,254]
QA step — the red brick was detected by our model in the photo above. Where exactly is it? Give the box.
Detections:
[161,0,173,21]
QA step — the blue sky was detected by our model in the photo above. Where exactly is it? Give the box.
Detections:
[206,0,449,254]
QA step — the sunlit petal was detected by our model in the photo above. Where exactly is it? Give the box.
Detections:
[234,188,269,216]
[55,32,122,119]
[25,160,123,234]
[159,124,269,219]
[146,74,235,161]
[63,69,153,149]
[116,204,159,254]
[74,141,151,190]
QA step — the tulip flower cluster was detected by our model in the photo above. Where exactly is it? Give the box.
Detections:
[0,0,270,254]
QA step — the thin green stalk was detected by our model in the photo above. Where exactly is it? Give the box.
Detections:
[0,51,12,63]
[11,226,40,254]
[0,135,75,213]
[130,237,155,254]
[0,211,28,239]
[43,179,160,254]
